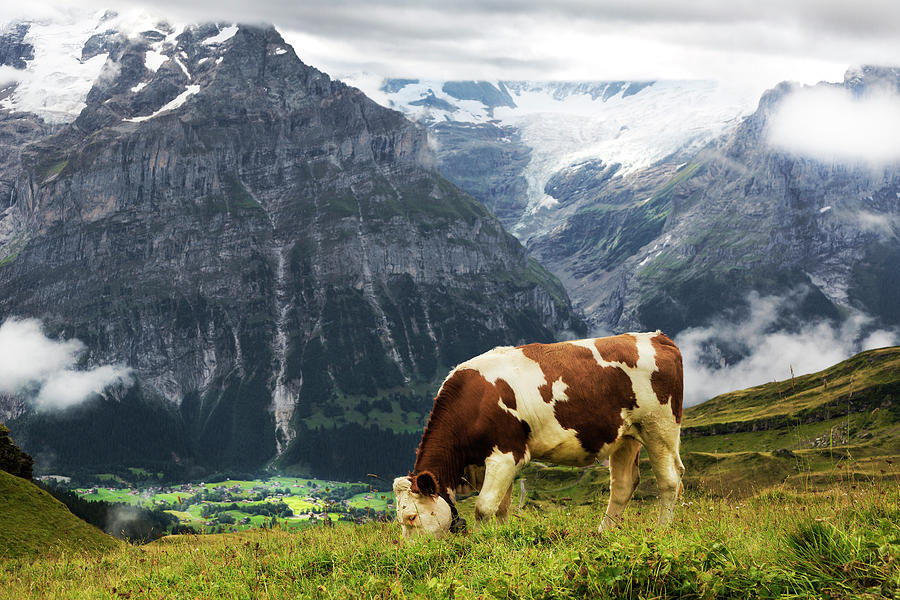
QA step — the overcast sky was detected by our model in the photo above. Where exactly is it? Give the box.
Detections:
[5,1,900,93]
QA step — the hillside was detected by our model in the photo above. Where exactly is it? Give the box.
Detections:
[0,470,119,560]
[678,346,900,495]
[686,345,900,428]
[0,482,896,598]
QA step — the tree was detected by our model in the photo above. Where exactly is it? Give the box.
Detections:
[0,424,33,480]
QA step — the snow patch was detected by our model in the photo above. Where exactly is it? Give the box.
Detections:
[1,8,186,122]
[202,25,238,46]
[7,15,109,122]
[124,84,199,122]
[144,50,167,72]
[130,81,147,93]
[174,56,190,79]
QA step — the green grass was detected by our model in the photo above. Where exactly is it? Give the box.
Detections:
[347,492,392,511]
[39,159,68,181]
[0,233,28,269]
[72,476,392,535]
[0,481,895,599]
[0,470,120,561]
[686,346,900,427]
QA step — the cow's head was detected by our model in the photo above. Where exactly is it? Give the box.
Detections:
[392,471,453,539]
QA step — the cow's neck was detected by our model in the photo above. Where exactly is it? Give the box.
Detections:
[413,438,462,502]
[412,408,467,503]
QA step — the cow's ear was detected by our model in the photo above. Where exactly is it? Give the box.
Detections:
[413,471,438,496]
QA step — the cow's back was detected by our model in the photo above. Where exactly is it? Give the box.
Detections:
[450,332,682,465]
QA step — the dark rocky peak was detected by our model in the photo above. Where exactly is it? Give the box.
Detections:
[543,159,621,206]
[198,25,330,103]
[0,22,34,70]
[81,29,127,61]
[843,65,900,94]
[441,81,516,109]
[381,78,420,94]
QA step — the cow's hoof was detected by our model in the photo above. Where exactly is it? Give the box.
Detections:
[450,517,467,533]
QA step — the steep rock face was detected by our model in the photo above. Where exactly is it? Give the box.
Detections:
[580,68,900,334]
[0,22,34,70]
[0,23,581,478]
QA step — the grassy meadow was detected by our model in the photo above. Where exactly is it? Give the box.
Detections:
[0,479,896,599]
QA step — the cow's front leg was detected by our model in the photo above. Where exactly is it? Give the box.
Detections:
[494,484,513,523]
[475,449,519,522]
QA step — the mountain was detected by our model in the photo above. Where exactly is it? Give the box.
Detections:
[583,67,900,335]
[0,12,582,480]
[375,78,755,240]
[377,73,900,348]
[373,78,762,327]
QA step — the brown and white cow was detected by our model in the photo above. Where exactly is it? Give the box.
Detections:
[394,331,684,538]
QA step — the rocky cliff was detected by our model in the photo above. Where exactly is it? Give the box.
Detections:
[0,19,581,479]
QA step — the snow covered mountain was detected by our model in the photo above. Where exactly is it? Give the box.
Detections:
[359,78,758,241]
[0,9,184,122]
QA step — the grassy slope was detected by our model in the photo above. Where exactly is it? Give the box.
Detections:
[686,346,900,426]
[0,485,896,599]
[679,346,900,496]
[0,470,120,561]
[1,348,898,597]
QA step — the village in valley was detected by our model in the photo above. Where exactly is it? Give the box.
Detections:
[62,476,395,533]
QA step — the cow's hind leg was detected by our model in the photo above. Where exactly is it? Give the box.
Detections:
[642,423,684,527]
[599,436,642,532]
[475,450,519,522]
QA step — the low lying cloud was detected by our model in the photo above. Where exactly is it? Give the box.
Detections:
[767,85,900,165]
[676,291,898,407]
[0,317,132,411]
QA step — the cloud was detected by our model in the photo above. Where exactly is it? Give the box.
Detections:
[0,317,132,411]
[675,291,898,406]
[843,209,899,238]
[767,85,900,165]
[8,1,894,92]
